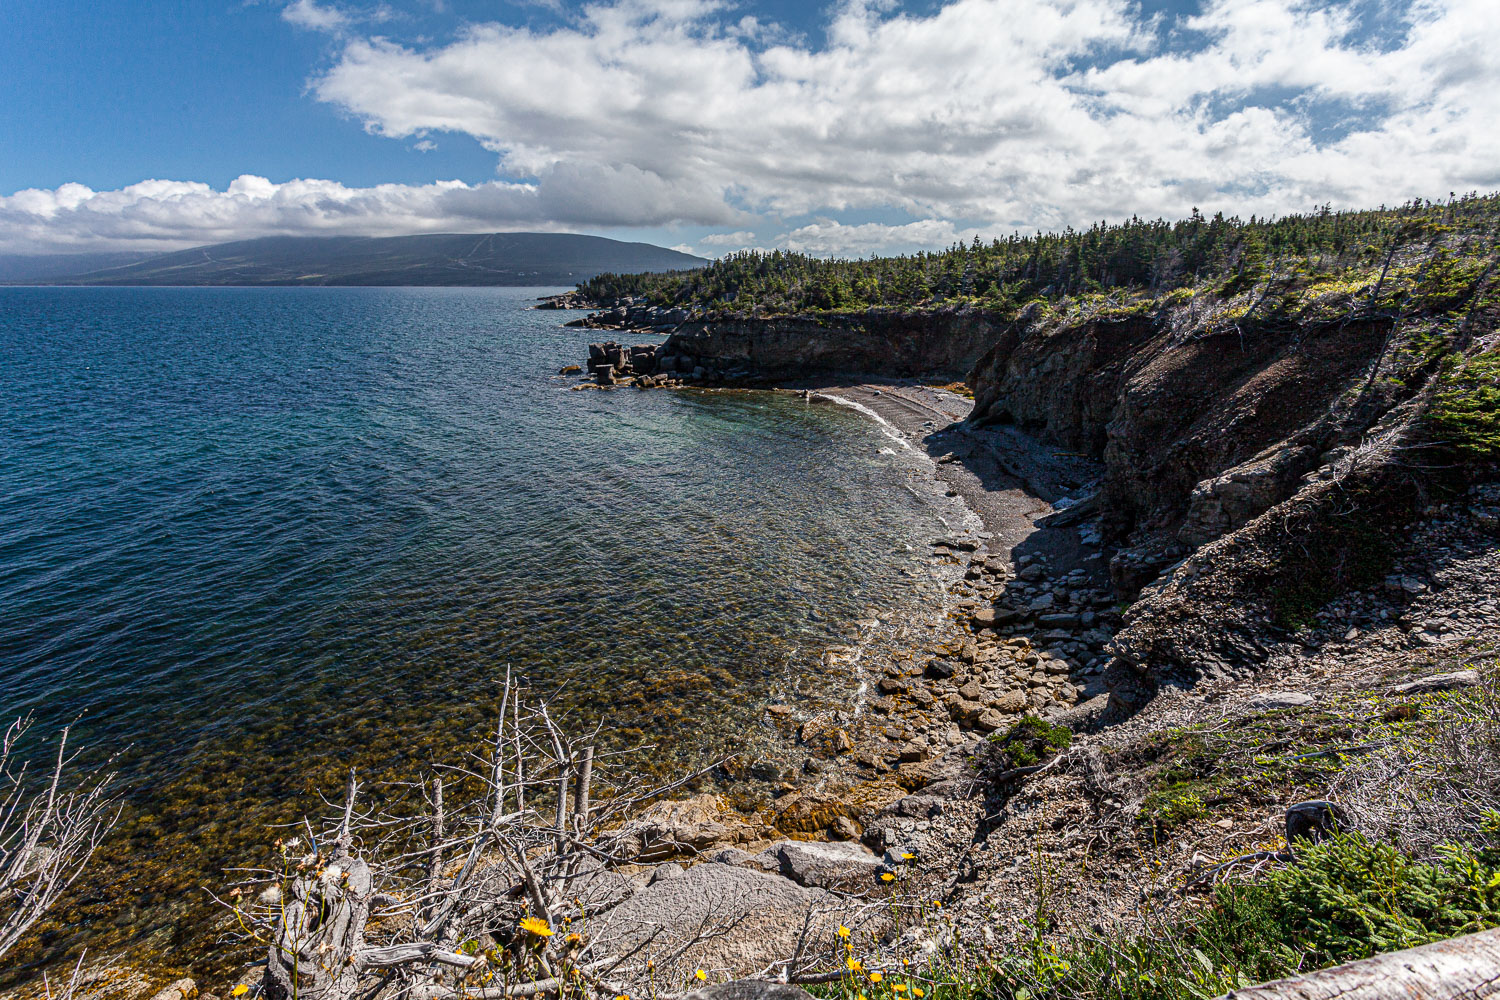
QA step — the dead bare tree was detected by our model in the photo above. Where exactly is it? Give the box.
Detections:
[220,677,800,1000]
[0,715,120,960]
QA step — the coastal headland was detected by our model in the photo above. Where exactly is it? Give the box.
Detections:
[22,204,1500,1000]
[519,219,1500,993]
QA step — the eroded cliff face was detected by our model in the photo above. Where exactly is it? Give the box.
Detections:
[593,285,1490,698]
[964,292,1494,696]
[660,308,1004,380]
[966,303,1409,580]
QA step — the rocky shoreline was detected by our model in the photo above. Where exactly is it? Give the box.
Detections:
[552,337,1129,859]
[528,286,1500,986]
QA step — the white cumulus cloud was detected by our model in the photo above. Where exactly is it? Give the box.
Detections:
[0,173,729,253]
[6,0,1500,256]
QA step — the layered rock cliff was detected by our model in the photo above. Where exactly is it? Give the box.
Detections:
[966,299,1416,578]
[963,280,1496,696]
[658,308,1005,380]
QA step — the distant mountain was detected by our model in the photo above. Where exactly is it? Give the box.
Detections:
[0,251,158,283]
[14,233,707,286]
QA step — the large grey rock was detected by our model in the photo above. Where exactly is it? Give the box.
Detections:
[1286,800,1354,844]
[760,840,882,889]
[462,853,635,927]
[876,795,947,820]
[589,864,882,981]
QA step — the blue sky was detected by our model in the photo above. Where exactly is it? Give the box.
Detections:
[1,0,1496,256]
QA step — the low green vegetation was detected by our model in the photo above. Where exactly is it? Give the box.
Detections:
[988,716,1073,769]
[810,835,1500,1000]
[985,834,1500,1000]
[1428,351,1500,461]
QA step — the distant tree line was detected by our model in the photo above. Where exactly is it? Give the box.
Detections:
[577,193,1500,316]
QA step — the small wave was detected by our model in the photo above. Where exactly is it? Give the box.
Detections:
[809,392,913,451]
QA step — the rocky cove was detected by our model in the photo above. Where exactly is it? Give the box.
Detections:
[27,268,1497,1000]
[502,280,1500,992]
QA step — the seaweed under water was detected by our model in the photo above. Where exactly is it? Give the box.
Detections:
[0,286,970,984]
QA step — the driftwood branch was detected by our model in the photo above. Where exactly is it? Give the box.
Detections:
[1215,926,1500,999]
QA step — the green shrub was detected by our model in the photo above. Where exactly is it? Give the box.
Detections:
[993,833,1500,1000]
[989,716,1073,768]
[1158,793,1208,829]
[1427,351,1500,461]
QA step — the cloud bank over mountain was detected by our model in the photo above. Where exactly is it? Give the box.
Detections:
[5,0,1498,256]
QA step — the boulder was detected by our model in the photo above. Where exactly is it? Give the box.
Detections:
[601,794,756,862]
[149,981,197,1000]
[926,659,957,679]
[464,854,636,923]
[877,795,947,820]
[589,864,882,982]
[1286,800,1354,845]
[829,815,863,841]
[974,709,1008,732]
[630,344,659,373]
[988,689,1029,713]
[685,984,814,1000]
[760,840,883,889]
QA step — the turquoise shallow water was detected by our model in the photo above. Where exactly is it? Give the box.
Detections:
[0,286,961,975]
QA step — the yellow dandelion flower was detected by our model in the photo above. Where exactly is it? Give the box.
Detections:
[869,973,884,984]
[695,970,708,982]
[519,916,554,937]
[901,959,910,966]
[893,984,907,992]
[565,932,582,944]
[838,925,852,938]
[231,988,250,998]
[931,900,942,908]
[880,873,895,882]
[847,958,863,972]
[901,852,915,860]
[914,990,925,997]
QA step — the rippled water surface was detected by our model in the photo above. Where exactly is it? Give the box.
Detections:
[0,286,963,977]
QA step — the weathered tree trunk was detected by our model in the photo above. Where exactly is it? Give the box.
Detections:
[263,852,373,1000]
[1216,927,1500,999]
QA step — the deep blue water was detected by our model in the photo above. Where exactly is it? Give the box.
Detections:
[0,286,963,969]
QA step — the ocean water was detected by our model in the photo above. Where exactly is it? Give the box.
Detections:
[0,286,966,976]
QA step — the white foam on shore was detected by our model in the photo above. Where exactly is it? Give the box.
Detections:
[808,387,985,717]
[810,392,914,451]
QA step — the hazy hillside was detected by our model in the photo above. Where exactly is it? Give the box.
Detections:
[19,233,706,286]
[0,251,157,283]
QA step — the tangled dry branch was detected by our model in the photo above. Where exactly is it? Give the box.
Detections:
[219,675,799,1000]
[0,715,120,963]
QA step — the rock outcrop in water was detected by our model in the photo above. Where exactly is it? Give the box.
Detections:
[570,309,1006,387]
